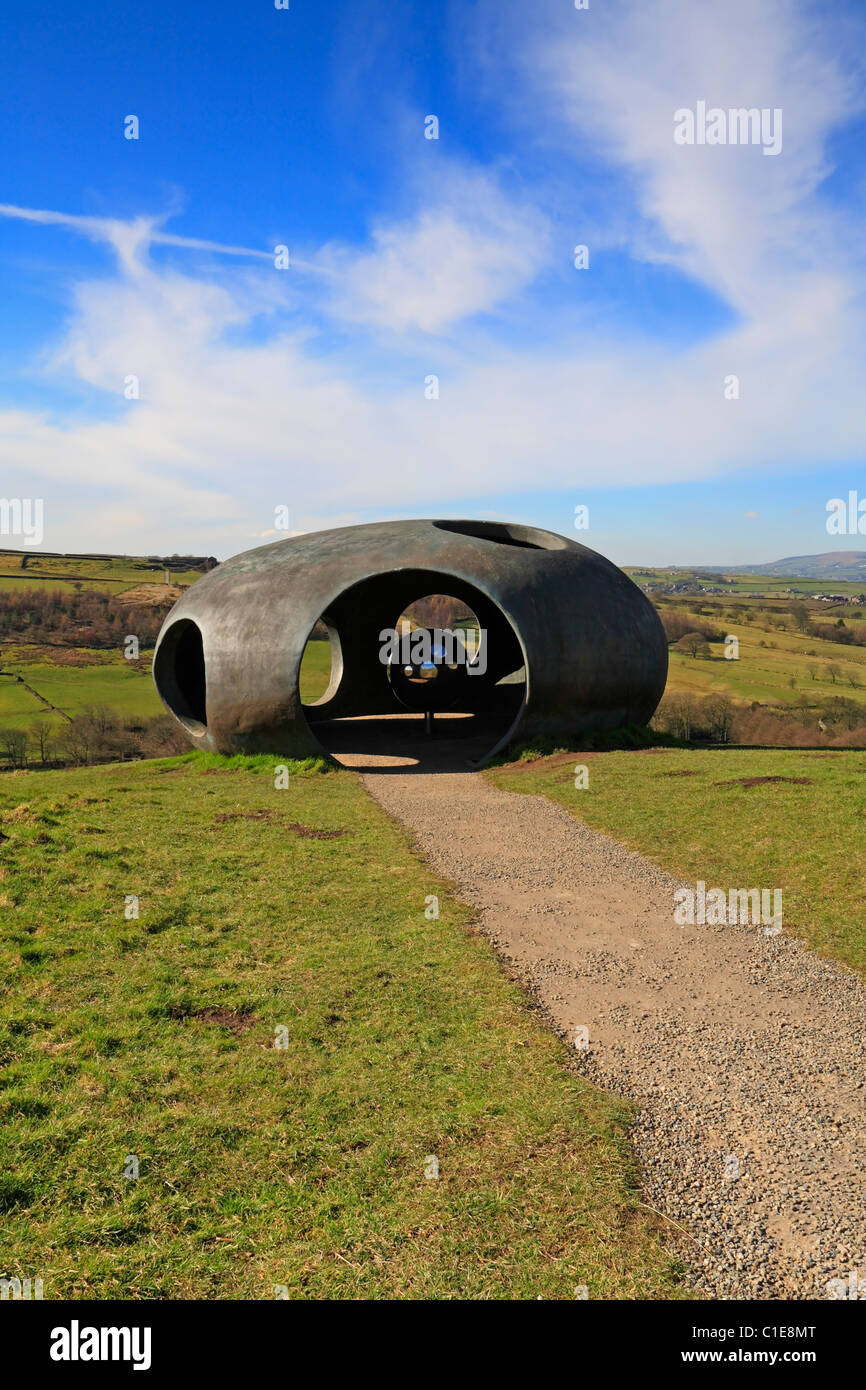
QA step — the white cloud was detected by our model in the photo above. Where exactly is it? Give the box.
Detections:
[320,171,551,333]
[529,0,863,312]
[3,241,861,557]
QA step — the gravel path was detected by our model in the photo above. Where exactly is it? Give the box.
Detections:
[343,737,866,1299]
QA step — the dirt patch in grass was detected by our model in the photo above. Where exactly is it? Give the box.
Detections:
[164,1005,256,1033]
[715,775,813,788]
[214,809,349,839]
[286,821,348,840]
[497,750,601,772]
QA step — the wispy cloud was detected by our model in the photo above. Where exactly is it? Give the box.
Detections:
[0,203,277,274]
[0,203,335,277]
[319,170,552,334]
[524,0,865,311]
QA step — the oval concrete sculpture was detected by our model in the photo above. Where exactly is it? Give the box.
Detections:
[152,518,668,764]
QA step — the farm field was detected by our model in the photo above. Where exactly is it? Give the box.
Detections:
[0,674,47,726]
[0,651,162,733]
[665,622,866,707]
[0,753,684,1300]
[490,747,866,976]
[8,661,162,722]
[626,566,866,598]
[0,551,205,595]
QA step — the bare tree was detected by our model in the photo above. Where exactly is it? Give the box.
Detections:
[2,728,28,768]
[63,716,93,766]
[704,694,735,743]
[31,721,52,764]
[652,693,699,741]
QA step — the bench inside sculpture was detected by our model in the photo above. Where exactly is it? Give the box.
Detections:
[152,519,668,767]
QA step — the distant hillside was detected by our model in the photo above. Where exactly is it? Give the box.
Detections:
[0,548,217,571]
[696,552,866,580]
[0,549,215,597]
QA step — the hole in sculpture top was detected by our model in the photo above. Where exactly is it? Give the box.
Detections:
[431,519,568,550]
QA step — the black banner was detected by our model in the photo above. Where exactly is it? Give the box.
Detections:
[4,1298,858,1377]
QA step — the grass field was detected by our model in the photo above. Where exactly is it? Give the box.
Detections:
[0,652,162,733]
[5,617,865,747]
[0,675,47,724]
[8,662,163,722]
[0,753,685,1300]
[490,748,866,976]
[665,623,866,707]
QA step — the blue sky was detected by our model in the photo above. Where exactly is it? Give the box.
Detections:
[1,0,865,564]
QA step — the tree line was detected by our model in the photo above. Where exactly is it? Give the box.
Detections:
[0,707,188,770]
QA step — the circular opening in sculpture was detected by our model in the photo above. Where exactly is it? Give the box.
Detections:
[432,519,569,551]
[153,618,207,734]
[387,594,483,710]
[300,569,527,767]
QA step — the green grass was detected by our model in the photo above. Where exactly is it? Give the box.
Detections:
[6,660,162,722]
[298,639,332,704]
[0,754,684,1300]
[0,674,46,728]
[0,655,162,735]
[490,748,866,976]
